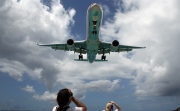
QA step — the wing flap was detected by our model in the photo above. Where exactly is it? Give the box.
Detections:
[98,48,110,54]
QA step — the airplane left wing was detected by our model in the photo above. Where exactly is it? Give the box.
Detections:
[98,41,145,54]
[37,40,87,54]
[37,43,66,50]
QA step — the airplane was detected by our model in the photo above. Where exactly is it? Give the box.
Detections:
[38,3,146,63]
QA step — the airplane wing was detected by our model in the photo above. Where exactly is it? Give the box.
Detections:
[37,40,87,54]
[98,41,146,54]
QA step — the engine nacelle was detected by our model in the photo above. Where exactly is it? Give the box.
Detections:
[67,39,74,50]
[110,40,119,51]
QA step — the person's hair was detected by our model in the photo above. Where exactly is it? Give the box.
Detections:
[56,88,73,111]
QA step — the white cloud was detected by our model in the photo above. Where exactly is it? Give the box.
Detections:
[1,0,180,102]
[60,79,120,99]
[33,79,120,101]
[33,91,56,101]
[0,0,137,96]
[0,59,27,81]
[0,0,75,90]
[83,79,120,92]
[102,0,180,96]
[101,4,110,16]
[22,85,35,93]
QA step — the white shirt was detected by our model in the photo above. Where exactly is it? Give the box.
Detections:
[52,106,83,111]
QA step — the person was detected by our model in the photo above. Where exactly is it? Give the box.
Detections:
[52,88,87,111]
[103,101,121,111]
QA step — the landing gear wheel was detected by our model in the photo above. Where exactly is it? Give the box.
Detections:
[81,55,83,60]
[79,55,83,60]
[104,55,106,60]
[101,55,106,60]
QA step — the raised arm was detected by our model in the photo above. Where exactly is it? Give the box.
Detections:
[72,97,87,111]
[111,101,121,111]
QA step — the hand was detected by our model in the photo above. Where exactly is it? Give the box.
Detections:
[110,101,115,104]
[69,89,73,97]
[109,101,121,111]
[68,89,73,101]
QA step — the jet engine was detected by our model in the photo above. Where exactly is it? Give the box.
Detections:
[110,40,119,51]
[67,39,74,50]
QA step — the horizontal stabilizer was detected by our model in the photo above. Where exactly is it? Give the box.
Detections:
[74,59,108,62]
[74,59,88,61]
[94,59,108,62]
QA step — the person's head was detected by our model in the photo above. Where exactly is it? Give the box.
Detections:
[105,102,113,111]
[56,88,73,108]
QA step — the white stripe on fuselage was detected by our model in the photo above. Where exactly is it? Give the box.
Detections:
[86,3,103,63]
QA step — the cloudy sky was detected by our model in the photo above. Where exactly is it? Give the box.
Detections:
[0,0,180,111]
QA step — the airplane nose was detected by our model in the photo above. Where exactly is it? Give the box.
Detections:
[91,3,101,11]
[92,5,100,10]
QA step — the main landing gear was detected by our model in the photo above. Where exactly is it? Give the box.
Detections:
[79,54,83,60]
[79,48,83,60]
[101,55,106,60]
[101,48,106,60]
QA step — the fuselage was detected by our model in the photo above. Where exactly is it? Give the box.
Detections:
[86,3,103,63]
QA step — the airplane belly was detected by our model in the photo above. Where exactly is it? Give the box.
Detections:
[85,3,103,63]
[87,4,103,41]
[86,40,98,54]
[86,3,102,54]
[86,39,98,62]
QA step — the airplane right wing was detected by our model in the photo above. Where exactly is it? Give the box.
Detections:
[37,39,87,54]
[98,41,146,54]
